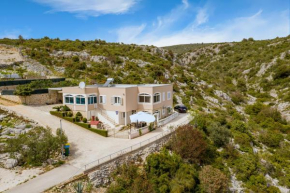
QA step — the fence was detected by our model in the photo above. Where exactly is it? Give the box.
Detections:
[1,88,49,95]
[0,78,65,87]
[158,111,179,127]
[83,118,189,172]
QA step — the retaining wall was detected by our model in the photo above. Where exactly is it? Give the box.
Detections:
[87,133,173,187]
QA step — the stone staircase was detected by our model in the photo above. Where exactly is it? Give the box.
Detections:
[96,107,117,129]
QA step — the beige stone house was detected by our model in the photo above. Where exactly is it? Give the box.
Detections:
[60,79,173,126]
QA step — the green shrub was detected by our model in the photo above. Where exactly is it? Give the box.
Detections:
[139,129,142,136]
[63,117,75,123]
[87,128,108,137]
[231,120,248,133]
[75,116,80,122]
[5,127,67,166]
[260,131,284,148]
[67,111,73,117]
[75,122,91,129]
[50,111,65,118]
[53,106,61,112]
[83,118,87,123]
[61,105,71,111]
[208,123,231,147]
[76,112,83,117]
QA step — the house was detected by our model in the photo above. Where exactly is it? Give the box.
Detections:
[60,78,173,126]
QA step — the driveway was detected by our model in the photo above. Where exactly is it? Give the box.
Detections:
[3,104,190,193]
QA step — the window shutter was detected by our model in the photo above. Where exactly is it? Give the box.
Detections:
[103,96,106,104]
[111,97,114,105]
[121,98,123,105]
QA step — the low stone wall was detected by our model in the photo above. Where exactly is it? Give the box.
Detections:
[0,92,61,105]
[87,134,173,187]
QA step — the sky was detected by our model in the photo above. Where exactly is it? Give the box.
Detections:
[0,0,289,47]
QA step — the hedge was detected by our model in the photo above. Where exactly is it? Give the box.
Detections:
[50,111,108,137]
[75,122,91,129]
[63,117,75,123]
[75,122,108,137]
[50,111,65,118]
[87,128,108,137]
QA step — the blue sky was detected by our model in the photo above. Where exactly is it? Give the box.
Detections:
[0,0,289,46]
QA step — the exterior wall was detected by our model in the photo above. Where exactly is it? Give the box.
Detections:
[61,84,173,124]
[0,92,60,105]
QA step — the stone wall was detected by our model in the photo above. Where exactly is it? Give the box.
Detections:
[87,134,173,187]
[0,91,62,105]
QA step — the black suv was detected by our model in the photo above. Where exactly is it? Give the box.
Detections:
[174,105,187,113]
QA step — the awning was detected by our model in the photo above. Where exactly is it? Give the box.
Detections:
[130,112,155,123]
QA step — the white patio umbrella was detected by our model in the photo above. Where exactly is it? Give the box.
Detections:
[130,112,156,123]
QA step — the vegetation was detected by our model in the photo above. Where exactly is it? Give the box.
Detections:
[4,126,67,166]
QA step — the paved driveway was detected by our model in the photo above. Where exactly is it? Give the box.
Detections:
[3,104,190,193]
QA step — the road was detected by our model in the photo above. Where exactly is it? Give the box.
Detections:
[2,104,190,193]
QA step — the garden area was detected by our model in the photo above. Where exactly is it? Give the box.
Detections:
[50,105,108,137]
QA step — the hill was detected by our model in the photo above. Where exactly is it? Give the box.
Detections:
[162,42,215,54]
[0,36,290,192]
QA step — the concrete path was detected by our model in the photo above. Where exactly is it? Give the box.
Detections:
[3,104,190,193]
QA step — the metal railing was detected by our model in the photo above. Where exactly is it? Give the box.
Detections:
[158,111,179,127]
[83,118,189,171]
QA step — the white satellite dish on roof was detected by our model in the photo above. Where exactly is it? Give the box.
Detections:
[79,81,86,89]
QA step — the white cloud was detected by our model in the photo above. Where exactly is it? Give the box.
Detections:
[117,24,146,43]
[33,0,137,16]
[195,8,208,26]
[116,8,289,47]
[182,0,189,9]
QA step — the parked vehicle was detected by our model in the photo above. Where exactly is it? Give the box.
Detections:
[174,104,187,113]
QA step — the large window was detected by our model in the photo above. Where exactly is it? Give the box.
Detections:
[99,95,106,104]
[76,95,85,105]
[153,93,161,103]
[112,96,122,105]
[139,93,151,103]
[88,95,97,104]
[65,95,74,104]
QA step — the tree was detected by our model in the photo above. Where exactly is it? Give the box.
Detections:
[18,35,25,44]
[199,165,228,193]
[171,125,207,164]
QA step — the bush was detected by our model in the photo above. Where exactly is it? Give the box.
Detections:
[83,118,87,123]
[87,127,108,137]
[63,117,75,123]
[260,131,284,148]
[50,111,65,118]
[53,106,61,112]
[208,122,231,147]
[67,111,73,117]
[62,105,71,111]
[231,120,248,133]
[76,112,82,117]
[171,125,208,164]
[199,165,228,193]
[75,122,91,129]
[5,127,67,166]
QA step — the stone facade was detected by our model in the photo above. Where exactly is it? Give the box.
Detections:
[0,91,62,105]
[87,134,172,187]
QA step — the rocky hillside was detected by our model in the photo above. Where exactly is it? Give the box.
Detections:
[0,36,290,192]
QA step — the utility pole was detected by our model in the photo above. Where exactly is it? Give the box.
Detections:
[60,119,64,159]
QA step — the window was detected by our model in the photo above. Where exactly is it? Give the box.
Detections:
[99,95,106,104]
[167,92,171,100]
[112,96,122,105]
[76,95,85,105]
[122,112,126,118]
[163,92,165,101]
[162,108,165,115]
[139,93,151,103]
[153,93,161,103]
[65,95,74,104]
[88,95,97,104]
[132,110,136,114]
